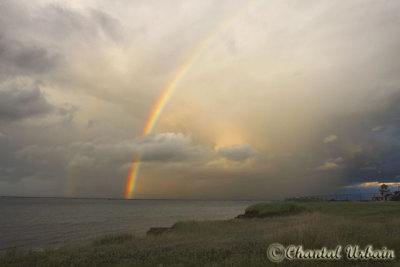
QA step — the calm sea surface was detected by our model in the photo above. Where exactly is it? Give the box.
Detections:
[0,197,258,252]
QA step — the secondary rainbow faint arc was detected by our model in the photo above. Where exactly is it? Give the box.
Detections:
[125,0,260,199]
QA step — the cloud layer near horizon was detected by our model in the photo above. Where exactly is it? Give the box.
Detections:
[1,0,400,199]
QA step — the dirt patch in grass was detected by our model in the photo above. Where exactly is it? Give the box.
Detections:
[236,202,307,218]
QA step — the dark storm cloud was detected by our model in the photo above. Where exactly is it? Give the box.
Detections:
[0,80,53,121]
[315,90,400,186]
[0,35,58,77]
[0,0,125,80]
[0,0,134,197]
[0,2,58,77]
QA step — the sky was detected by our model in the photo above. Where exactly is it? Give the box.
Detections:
[1,0,400,199]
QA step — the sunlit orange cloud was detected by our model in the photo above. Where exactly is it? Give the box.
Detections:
[344,181,400,188]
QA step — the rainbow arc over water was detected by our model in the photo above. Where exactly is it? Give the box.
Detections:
[125,0,260,199]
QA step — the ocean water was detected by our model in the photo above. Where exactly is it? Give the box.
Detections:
[0,197,258,252]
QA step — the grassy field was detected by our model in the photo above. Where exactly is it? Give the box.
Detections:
[1,201,400,266]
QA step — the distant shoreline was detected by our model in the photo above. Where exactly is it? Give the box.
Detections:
[0,195,268,202]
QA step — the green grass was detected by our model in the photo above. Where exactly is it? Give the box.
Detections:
[2,201,400,266]
[246,200,400,220]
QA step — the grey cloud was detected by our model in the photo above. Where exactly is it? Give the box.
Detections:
[218,143,257,162]
[42,5,124,43]
[0,0,125,83]
[316,157,343,170]
[0,35,58,77]
[140,133,208,162]
[315,91,400,185]
[0,79,54,121]
[0,1,59,77]
[0,132,8,139]
[2,132,214,197]
[0,165,14,182]
[88,9,125,42]
[57,104,77,124]
[371,126,383,132]
[323,135,338,143]
[65,133,210,167]
[0,0,124,43]
[12,132,211,185]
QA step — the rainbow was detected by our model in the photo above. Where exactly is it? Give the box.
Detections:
[125,0,260,199]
